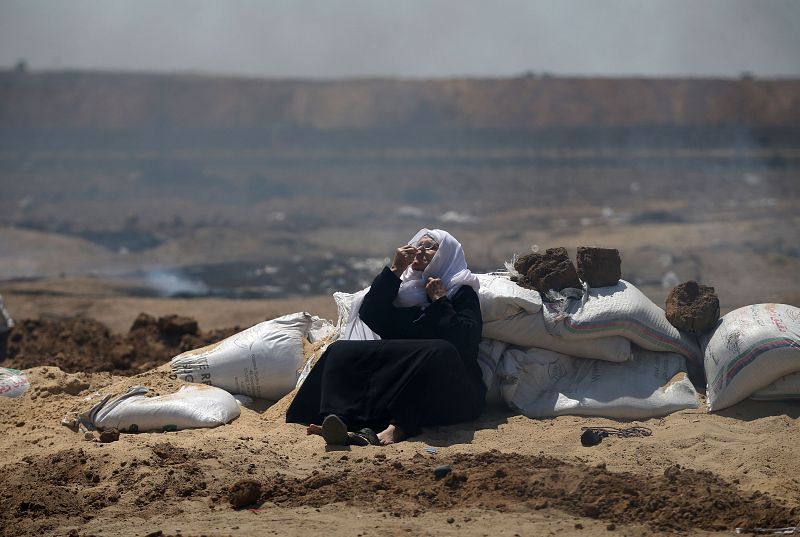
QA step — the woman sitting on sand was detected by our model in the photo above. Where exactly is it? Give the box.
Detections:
[286,228,485,446]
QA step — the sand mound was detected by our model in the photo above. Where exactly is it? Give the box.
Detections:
[1,315,800,536]
[258,451,797,533]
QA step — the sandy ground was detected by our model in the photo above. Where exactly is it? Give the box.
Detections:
[1,295,799,537]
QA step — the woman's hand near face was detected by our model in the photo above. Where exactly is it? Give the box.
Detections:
[425,277,446,302]
[391,245,418,277]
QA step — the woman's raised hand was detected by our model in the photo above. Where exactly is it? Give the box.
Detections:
[391,245,418,277]
[425,277,446,302]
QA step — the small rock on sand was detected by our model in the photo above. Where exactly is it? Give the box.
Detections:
[99,428,120,443]
[228,479,261,508]
[433,464,452,479]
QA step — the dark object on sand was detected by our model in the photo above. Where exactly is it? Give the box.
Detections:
[321,414,349,446]
[99,428,120,443]
[665,281,720,333]
[580,426,652,447]
[348,428,380,446]
[515,248,581,294]
[156,314,199,338]
[228,479,262,508]
[576,247,621,287]
[433,464,453,479]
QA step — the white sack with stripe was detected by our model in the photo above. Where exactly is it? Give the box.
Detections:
[335,277,633,363]
[750,371,800,401]
[477,273,632,362]
[496,345,698,419]
[701,303,800,411]
[540,280,702,364]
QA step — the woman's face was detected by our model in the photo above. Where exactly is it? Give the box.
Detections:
[411,236,438,271]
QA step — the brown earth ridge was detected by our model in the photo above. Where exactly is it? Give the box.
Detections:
[2,314,238,376]
[2,309,800,537]
[2,72,800,130]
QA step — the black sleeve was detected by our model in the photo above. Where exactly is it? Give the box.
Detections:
[412,286,483,365]
[359,271,484,375]
[358,267,420,338]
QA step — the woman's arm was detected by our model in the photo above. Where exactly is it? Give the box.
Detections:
[415,286,483,360]
[358,267,418,338]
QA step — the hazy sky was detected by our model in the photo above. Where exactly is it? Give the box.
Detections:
[1,0,798,79]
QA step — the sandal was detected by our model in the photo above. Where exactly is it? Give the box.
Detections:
[348,428,380,447]
[580,426,652,447]
[321,414,349,446]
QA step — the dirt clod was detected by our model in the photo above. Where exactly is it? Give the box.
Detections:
[665,281,720,333]
[516,248,581,294]
[228,479,262,509]
[99,428,120,443]
[156,314,199,338]
[576,247,621,287]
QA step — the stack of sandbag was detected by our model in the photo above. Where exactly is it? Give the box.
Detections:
[475,273,701,419]
[700,303,800,411]
[333,273,700,419]
[478,273,632,362]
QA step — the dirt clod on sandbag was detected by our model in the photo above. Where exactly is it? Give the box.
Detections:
[576,246,621,287]
[665,281,720,333]
[515,248,581,295]
[228,479,261,508]
[513,253,541,276]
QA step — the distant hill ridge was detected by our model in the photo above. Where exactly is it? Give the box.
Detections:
[1,71,799,130]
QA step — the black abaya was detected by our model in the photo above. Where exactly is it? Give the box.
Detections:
[286,267,485,437]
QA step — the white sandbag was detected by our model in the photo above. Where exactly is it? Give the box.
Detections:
[308,315,336,343]
[482,311,632,362]
[332,290,356,340]
[541,280,702,363]
[478,339,509,405]
[477,339,508,389]
[171,312,311,400]
[750,371,800,400]
[498,345,698,419]
[0,367,29,398]
[76,385,240,432]
[701,303,800,411]
[333,273,542,339]
[333,288,380,341]
[476,273,541,322]
[333,280,537,338]
[334,282,630,362]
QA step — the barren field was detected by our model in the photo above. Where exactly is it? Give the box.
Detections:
[1,73,799,537]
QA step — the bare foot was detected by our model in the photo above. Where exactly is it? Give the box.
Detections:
[307,424,323,436]
[376,423,405,445]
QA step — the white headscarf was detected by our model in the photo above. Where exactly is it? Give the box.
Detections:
[341,228,479,341]
[394,228,480,307]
